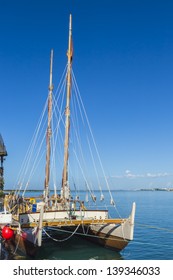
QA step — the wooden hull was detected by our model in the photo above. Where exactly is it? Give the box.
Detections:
[85,225,129,251]
[3,234,38,258]
[14,232,38,257]
[3,225,128,259]
[10,203,135,257]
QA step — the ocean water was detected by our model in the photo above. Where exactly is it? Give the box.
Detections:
[115,190,173,260]
[5,190,173,260]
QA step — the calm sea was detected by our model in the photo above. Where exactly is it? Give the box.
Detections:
[4,190,173,260]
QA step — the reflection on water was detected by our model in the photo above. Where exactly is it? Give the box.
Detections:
[34,236,123,260]
[12,235,123,260]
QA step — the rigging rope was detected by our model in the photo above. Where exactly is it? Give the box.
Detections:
[42,224,80,242]
[136,222,173,233]
[14,65,68,196]
[72,71,114,201]
[14,98,48,195]
[13,63,121,222]
[43,225,128,242]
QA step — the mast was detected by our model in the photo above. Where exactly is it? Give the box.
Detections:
[0,134,7,191]
[61,14,73,200]
[44,49,53,207]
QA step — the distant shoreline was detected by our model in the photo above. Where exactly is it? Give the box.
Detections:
[3,188,173,192]
[140,187,173,191]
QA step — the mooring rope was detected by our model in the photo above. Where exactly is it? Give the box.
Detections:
[135,222,173,233]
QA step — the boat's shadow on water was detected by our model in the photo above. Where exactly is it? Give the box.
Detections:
[33,236,123,260]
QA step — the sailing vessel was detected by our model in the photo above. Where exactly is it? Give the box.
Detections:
[0,15,136,257]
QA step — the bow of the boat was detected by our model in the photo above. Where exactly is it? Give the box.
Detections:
[88,202,136,251]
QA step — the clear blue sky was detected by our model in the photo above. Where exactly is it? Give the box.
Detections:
[1,0,173,189]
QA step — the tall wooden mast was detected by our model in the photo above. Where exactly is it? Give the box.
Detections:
[61,14,73,200]
[44,49,53,207]
[0,134,7,191]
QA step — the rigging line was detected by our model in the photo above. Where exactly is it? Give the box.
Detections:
[72,70,113,201]
[50,83,66,165]
[14,98,46,190]
[50,129,62,195]
[22,90,66,194]
[50,97,59,189]
[70,116,94,196]
[22,130,47,194]
[135,223,173,233]
[71,82,80,134]
[54,76,67,109]
[46,226,173,249]
[131,240,173,248]
[81,223,90,235]
[42,224,80,242]
[69,123,95,197]
[86,134,103,196]
[70,91,80,172]
[70,89,96,197]
[72,148,95,198]
[14,97,48,194]
[44,63,67,186]
[22,149,46,197]
[54,64,68,98]
[53,128,64,171]
[17,98,48,188]
[70,88,96,196]
[51,79,66,132]
[24,72,67,193]
[72,72,123,217]
[45,226,129,242]
[50,95,65,189]
[51,77,66,137]
[71,80,97,198]
[15,66,67,194]
[72,75,122,218]
[20,129,46,193]
[71,72,85,124]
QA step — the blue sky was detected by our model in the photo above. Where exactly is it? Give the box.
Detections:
[1,0,173,190]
